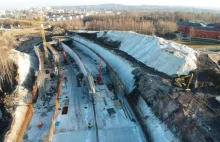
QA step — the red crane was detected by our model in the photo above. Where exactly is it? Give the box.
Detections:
[97,57,102,84]
[62,50,68,65]
[62,50,66,59]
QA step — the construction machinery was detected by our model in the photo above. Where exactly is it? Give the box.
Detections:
[39,12,49,65]
[173,73,194,91]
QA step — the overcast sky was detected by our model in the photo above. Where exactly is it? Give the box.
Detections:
[0,0,220,9]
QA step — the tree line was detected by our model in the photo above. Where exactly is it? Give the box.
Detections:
[54,11,220,38]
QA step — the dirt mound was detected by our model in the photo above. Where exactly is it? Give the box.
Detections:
[195,53,220,94]
[197,54,218,70]
[196,69,220,94]
[130,68,220,142]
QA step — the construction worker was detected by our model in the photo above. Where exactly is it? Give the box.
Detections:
[88,122,92,129]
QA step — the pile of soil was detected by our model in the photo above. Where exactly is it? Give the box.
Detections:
[97,36,121,48]
[197,54,218,70]
[130,68,220,142]
[75,32,121,49]
[196,54,220,94]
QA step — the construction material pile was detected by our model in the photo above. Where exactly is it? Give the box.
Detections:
[97,31,197,76]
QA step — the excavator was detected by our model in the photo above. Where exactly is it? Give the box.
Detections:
[172,73,194,91]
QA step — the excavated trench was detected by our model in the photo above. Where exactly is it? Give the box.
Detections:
[69,32,220,142]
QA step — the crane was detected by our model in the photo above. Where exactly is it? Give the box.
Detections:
[97,57,102,84]
[39,12,49,65]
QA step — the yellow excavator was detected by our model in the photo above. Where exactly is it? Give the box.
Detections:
[173,73,194,91]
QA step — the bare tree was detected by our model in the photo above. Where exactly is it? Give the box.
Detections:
[0,33,17,88]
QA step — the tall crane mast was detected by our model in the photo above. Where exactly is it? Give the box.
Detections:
[39,12,49,65]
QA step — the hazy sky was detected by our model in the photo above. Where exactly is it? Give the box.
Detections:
[0,0,220,9]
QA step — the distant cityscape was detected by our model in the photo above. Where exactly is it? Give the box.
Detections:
[0,6,122,22]
[1,4,220,22]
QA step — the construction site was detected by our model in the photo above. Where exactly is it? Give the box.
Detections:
[0,17,220,142]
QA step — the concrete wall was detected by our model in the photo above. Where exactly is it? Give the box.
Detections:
[61,42,96,94]
[61,42,87,76]
[34,46,45,88]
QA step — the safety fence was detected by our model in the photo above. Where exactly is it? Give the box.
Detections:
[4,46,45,142]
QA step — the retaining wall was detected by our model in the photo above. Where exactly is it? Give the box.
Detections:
[61,42,95,94]
[34,46,45,89]
[61,42,87,76]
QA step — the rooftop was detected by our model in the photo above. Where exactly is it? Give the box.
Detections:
[178,21,220,31]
